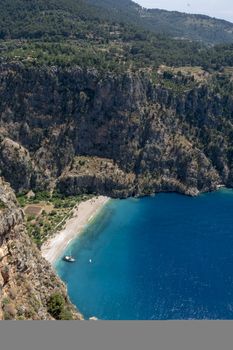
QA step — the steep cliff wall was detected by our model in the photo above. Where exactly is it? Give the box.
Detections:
[0,63,232,197]
[0,177,82,320]
[0,63,232,316]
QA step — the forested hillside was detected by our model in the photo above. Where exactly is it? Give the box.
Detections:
[87,0,233,45]
[142,9,233,44]
[0,0,233,71]
[1,0,233,47]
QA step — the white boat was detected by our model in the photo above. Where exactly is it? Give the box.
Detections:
[63,255,76,263]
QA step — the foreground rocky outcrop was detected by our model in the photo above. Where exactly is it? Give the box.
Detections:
[0,177,82,320]
[0,63,232,197]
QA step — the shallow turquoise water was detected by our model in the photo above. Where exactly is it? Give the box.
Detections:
[55,189,233,320]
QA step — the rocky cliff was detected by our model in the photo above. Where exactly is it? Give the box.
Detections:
[0,62,232,319]
[0,177,82,320]
[0,63,232,198]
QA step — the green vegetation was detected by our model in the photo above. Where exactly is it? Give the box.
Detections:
[0,199,6,210]
[0,0,105,40]
[152,70,198,95]
[3,304,17,319]
[2,299,17,320]
[0,0,232,45]
[1,34,233,72]
[17,191,93,247]
[87,0,233,45]
[2,297,10,307]
[17,191,50,207]
[0,0,232,73]
[135,8,233,45]
[47,292,73,320]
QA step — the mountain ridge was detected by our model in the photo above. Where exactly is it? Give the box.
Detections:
[0,0,233,44]
[87,0,233,44]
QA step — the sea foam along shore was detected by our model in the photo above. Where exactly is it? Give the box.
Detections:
[41,196,110,265]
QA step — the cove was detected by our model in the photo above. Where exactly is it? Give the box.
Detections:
[55,189,233,320]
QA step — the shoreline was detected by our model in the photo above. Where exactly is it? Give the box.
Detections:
[40,186,230,266]
[41,196,110,265]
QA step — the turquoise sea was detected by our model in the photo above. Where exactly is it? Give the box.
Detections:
[55,189,233,320]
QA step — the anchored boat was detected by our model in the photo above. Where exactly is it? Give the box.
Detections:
[63,255,76,263]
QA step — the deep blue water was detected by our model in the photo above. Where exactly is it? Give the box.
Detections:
[55,189,233,320]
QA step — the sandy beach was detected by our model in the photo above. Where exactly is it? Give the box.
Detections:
[41,196,109,264]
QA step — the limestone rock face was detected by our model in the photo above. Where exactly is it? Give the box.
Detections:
[0,138,35,192]
[57,156,136,198]
[0,178,82,320]
[0,63,232,196]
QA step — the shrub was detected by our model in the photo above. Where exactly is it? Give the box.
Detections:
[25,307,35,319]
[17,316,25,320]
[4,304,17,318]
[30,295,41,313]
[47,293,73,320]
[17,305,25,316]
[16,194,27,207]
[79,159,86,166]
[25,281,33,293]
[0,199,6,210]
[1,265,10,285]
[2,297,10,306]
[27,214,36,222]
[59,308,73,320]
[47,293,65,319]
[9,287,17,300]
[3,311,12,320]
[33,191,51,201]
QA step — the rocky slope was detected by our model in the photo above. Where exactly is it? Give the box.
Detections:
[0,63,232,198]
[0,177,82,320]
